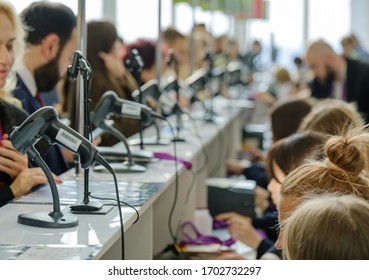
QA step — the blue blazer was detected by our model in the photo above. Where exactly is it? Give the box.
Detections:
[12,75,69,175]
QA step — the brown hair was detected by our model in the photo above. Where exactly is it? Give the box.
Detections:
[266,131,323,182]
[87,20,118,74]
[269,96,313,142]
[281,122,369,201]
[299,99,363,135]
[283,194,369,259]
[163,27,185,48]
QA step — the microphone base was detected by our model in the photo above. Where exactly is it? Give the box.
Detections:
[204,111,217,123]
[98,146,153,164]
[69,201,103,212]
[128,138,171,146]
[94,161,147,173]
[18,211,79,228]
[171,137,186,142]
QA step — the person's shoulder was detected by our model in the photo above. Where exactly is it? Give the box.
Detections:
[12,75,30,97]
[4,101,29,119]
[347,58,369,72]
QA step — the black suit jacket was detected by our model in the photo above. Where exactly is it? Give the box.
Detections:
[310,58,369,121]
[12,75,69,175]
[0,101,29,206]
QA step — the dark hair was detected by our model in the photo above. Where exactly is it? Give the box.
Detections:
[269,96,312,141]
[87,21,118,73]
[266,131,323,182]
[125,39,156,70]
[21,1,76,50]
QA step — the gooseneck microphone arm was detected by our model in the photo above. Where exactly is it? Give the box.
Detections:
[125,49,145,150]
[67,50,101,212]
[166,50,185,142]
[99,120,134,166]
[91,91,155,173]
[10,106,103,227]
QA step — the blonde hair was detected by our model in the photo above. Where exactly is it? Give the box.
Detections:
[281,122,369,201]
[0,1,25,106]
[299,99,363,135]
[283,194,369,260]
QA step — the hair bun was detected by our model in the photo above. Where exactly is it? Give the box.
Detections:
[324,135,364,175]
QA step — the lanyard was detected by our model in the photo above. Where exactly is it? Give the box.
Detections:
[179,221,236,247]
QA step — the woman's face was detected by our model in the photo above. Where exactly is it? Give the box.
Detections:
[0,11,15,88]
[267,161,286,207]
[275,194,299,252]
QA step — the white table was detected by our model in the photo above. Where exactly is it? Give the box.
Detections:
[0,98,250,259]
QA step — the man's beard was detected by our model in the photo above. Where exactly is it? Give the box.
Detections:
[34,51,61,92]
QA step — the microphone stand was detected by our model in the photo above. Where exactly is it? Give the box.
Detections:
[125,49,145,150]
[166,51,186,142]
[17,148,78,228]
[93,120,146,173]
[203,52,216,123]
[67,51,103,212]
[129,80,170,146]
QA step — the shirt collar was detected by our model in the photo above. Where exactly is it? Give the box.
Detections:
[16,63,37,97]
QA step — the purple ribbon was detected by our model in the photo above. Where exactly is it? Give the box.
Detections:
[153,152,192,170]
[213,219,229,229]
[179,221,236,247]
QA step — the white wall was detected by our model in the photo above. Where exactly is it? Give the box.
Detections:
[351,0,369,50]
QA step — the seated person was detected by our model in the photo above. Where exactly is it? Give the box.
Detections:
[282,194,369,260]
[0,1,49,207]
[216,131,323,259]
[277,121,369,258]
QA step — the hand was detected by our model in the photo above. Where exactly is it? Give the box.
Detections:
[226,159,251,175]
[0,135,28,179]
[99,51,126,79]
[215,212,251,225]
[254,186,270,213]
[215,212,262,250]
[216,252,246,260]
[9,168,48,198]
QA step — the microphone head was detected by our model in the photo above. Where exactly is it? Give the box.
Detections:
[91,91,118,127]
[10,106,58,154]
[166,48,177,66]
[203,51,213,62]
[162,76,180,93]
[125,48,144,74]
[186,68,208,92]
[67,50,83,80]
[132,79,161,104]
[11,106,98,169]
[212,66,226,79]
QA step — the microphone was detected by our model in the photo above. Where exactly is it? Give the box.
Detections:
[67,50,92,80]
[124,48,143,83]
[91,91,156,173]
[161,77,183,116]
[226,61,244,86]
[67,50,82,79]
[92,90,154,128]
[130,80,170,146]
[11,106,97,169]
[131,79,161,105]
[9,106,105,228]
[186,68,209,93]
